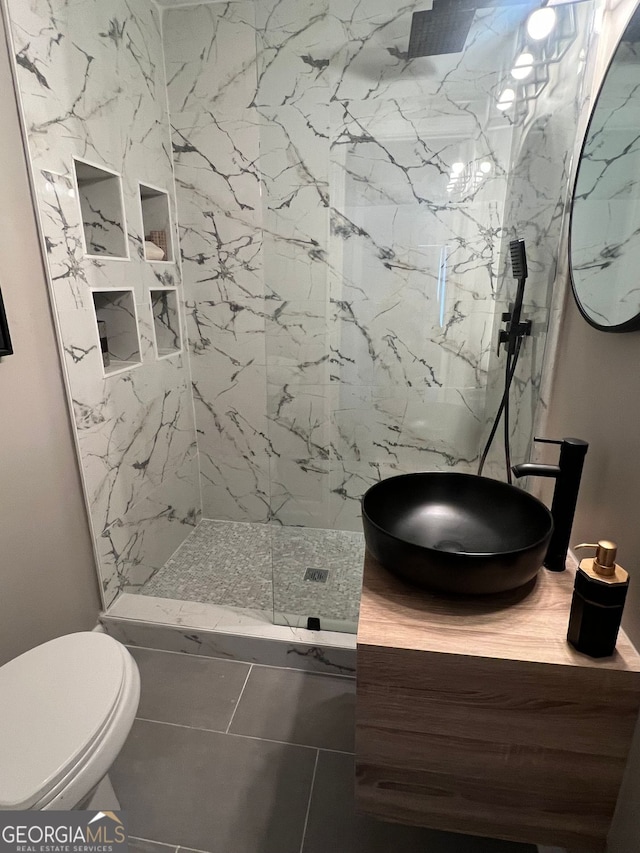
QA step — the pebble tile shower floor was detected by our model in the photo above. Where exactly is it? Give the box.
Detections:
[115,647,538,853]
[139,520,365,625]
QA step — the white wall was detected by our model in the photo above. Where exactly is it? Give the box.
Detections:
[0,9,100,666]
[538,1,640,849]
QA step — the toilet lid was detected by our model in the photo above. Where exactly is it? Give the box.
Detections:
[0,632,127,809]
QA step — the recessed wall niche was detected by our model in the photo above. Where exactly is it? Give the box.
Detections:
[73,159,128,259]
[139,183,173,262]
[150,289,182,358]
[91,289,142,376]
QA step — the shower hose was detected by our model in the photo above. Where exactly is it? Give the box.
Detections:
[477,334,524,484]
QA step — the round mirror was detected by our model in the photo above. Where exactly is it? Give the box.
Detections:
[570,8,640,332]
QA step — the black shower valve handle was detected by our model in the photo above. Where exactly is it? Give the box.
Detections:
[534,436,564,446]
[497,304,514,355]
[497,328,509,355]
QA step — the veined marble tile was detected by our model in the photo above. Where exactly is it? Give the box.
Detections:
[262,205,329,301]
[76,360,197,531]
[269,455,330,528]
[329,293,471,392]
[327,459,398,532]
[254,0,337,111]
[156,0,587,560]
[187,316,266,384]
[163,2,258,115]
[266,347,330,389]
[172,110,262,222]
[10,0,123,172]
[267,381,330,460]
[259,104,329,202]
[35,169,105,313]
[52,303,196,532]
[266,298,328,349]
[394,387,485,467]
[264,191,329,251]
[331,99,509,210]
[99,455,200,607]
[108,591,273,631]
[184,285,267,341]
[192,359,270,445]
[116,4,172,175]
[101,606,357,674]
[177,192,265,302]
[330,385,407,464]
[199,449,271,523]
[262,241,329,303]
[7,0,200,606]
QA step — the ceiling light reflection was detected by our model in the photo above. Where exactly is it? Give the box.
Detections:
[526,7,556,40]
[511,51,534,80]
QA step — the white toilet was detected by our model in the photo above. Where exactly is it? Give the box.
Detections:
[0,631,140,810]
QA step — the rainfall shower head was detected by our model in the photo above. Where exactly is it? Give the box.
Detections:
[407,7,475,57]
[407,0,540,58]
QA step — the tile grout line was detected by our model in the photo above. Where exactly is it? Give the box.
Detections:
[126,644,356,678]
[299,749,320,853]
[225,663,253,734]
[135,715,355,755]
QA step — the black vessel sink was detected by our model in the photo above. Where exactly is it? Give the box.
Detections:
[362,472,553,595]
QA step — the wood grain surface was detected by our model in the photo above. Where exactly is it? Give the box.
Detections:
[356,552,640,850]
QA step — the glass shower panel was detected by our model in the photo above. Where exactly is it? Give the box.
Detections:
[256,0,518,631]
[260,0,592,631]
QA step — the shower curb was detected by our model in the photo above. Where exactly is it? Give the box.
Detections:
[100,612,356,676]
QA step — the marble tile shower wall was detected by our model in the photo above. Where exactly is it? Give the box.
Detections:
[481,3,595,476]
[7,0,201,606]
[166,0,516,531]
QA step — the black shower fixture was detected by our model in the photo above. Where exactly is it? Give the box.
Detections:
[407,0,540,58]
[408,7,476,57]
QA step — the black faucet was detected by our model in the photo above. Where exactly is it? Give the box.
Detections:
[511,437,589,572]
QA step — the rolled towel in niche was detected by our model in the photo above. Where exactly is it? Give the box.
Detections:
[144,240,165,261]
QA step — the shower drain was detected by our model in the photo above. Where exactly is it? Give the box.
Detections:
[304,568,329,583]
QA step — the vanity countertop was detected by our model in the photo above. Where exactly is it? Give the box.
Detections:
[358,550,640,671]
[356,551,640,851]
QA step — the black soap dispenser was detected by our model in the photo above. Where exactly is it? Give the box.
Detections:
[567,540,629,658]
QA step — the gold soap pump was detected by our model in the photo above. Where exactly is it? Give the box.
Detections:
[567,540,629,657]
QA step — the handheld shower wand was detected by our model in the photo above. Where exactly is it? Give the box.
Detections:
[478,239,532,481]
[499,240,531,360]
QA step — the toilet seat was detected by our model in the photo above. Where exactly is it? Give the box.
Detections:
[0,632,139,810]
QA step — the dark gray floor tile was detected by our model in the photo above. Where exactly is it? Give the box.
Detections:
[111,719,316,853]
[229,666,355,751]
[302,751,538,853]
[129,840,177,853]
[130,647,250,730]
